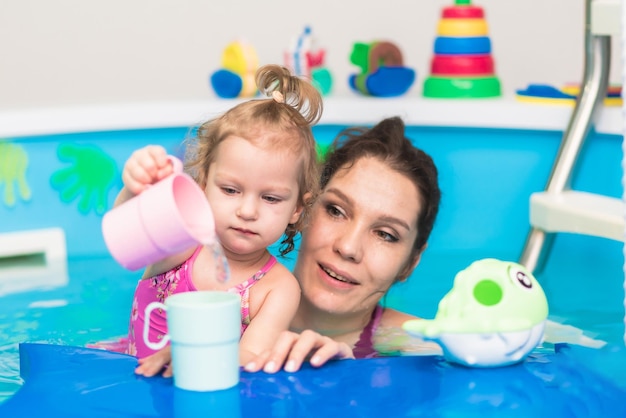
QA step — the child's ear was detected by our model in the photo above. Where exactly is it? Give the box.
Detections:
[289,192,311,224]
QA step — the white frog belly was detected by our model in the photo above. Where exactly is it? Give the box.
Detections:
[407,321,546,367]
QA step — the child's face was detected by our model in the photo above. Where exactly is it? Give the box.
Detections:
[205,135,304,256]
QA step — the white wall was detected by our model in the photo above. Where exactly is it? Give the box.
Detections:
[0,0,622,110]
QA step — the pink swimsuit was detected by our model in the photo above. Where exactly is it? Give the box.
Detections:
[126,246,277,358]
[353,305,383,359]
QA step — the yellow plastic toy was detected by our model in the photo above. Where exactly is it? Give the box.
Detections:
[210,39,259,98]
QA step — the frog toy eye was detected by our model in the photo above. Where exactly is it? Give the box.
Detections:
[509,267,532,290]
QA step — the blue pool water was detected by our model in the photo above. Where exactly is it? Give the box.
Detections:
[1,124,624,404]
[0,256,139,402]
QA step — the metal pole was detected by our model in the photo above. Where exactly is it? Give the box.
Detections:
[519,0,611,273]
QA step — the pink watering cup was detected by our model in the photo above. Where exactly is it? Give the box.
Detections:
[102,156,216,271]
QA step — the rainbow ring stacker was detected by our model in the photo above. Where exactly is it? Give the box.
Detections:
[424,76,501,98]
[434,37,492,55]
[431,54,494,75]
[442,4,484,18]
[423,0,501,98]
[438,18,488,37]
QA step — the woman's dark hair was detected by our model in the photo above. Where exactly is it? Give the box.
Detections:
[321,117,440,252]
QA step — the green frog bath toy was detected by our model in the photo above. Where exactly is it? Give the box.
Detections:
[403,258,548,367]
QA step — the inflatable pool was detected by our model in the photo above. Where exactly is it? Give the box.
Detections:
[0,97,624,412]
[1,342,625,417]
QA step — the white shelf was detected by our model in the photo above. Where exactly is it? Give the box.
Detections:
[0,96,622,138]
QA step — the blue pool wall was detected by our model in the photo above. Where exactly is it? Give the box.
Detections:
[1,124,624,343]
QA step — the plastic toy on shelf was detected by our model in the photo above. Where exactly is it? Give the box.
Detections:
[423,0,501,98]
[348,40,416,97]
[210,39,259,99]
[403,258,548,368]
[516,83,623,106]
[284,26,332,96]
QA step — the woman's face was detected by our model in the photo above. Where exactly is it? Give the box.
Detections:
[294,156,422,316]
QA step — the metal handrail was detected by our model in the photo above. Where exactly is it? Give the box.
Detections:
[519,0,611,273]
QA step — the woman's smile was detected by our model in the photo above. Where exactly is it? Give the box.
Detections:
[319,263,360,287]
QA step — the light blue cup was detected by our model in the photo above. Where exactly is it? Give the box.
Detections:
[144,291,241,391]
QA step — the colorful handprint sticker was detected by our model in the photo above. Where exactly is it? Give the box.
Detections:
[50,143,118,215]
[0,141,32,208]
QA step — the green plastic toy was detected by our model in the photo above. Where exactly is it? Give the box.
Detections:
[403,258,549,367]
[349,41,416,97]
[0,141,31,208]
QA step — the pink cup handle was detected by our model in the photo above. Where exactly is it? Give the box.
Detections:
[167,155,183,174]
[139,155,183,195]
[144,301,170,351]
[139,155,183,194]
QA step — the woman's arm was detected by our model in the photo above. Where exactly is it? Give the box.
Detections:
[244,307,417,372]
[136,327,355,377]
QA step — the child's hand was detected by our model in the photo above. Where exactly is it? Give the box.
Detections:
[135,345,174,378]
[122,145,175,195]
[243,330,354,373]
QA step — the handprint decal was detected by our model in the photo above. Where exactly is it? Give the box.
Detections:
[316,142,330,163]
[0,141,32,208]
[50,143,118,215]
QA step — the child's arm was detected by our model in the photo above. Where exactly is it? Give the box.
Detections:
[133,269,299,377]
[134,267,301,377]
[237,266,301,366]
[113,144,192,277]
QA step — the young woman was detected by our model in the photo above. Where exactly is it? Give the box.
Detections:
[246,116,441,373]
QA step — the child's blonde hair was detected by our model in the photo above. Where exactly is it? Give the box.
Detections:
[185,64,323,256]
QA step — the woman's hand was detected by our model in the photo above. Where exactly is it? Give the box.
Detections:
[243,330,354,374]
[135,345,174,378]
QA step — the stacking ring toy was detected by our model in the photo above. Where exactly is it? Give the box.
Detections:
[423,76,501,98]
[434,37,491,55]
[431,55,494,75]
[442,5,484,19]
[438,18,489,37]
